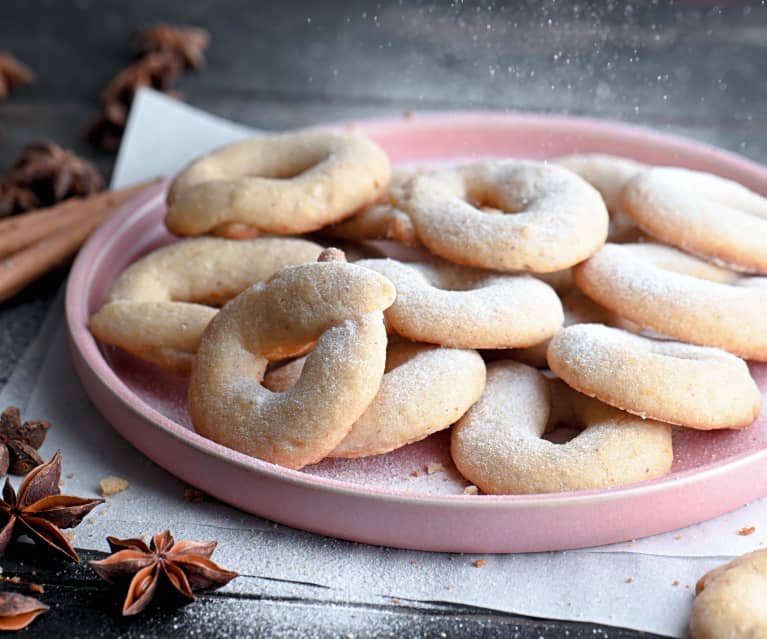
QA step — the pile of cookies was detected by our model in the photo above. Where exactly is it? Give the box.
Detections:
[90,129,767,495]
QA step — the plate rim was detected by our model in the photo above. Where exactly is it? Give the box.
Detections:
[66,110,767,514]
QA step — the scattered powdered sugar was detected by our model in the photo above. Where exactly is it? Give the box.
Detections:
[358,257,563,348]
[106,308,472,495]
[578,243,767,358]
[625,168,767,271]
[553,153,647,213]
[306,430,468,495]
[553,322,746,366]
[105,345,194,428]
[403,160,608,272]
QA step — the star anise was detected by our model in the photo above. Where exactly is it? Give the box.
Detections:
[85,115,125,154]
[0,179,39,218]
[0,53,34,100]
[0,592,48,631]
[0,450,104,562]
[8,142,104,208]
[133,25,211,70]
[87,52,184,152]
[89,530,238,616]
[0,406,50,476]
[100,52,183,126]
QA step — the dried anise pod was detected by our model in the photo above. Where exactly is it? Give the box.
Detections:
[89,530,238,616]
[0,406,50,476]
[8,142,104,207]
[133,24,210,70]
[0,53,34,100]
[88,52,184,152]
[85,116,125,154]
[0,450,104,562]
[0,592,48,631]
[0,179,39,218]
[100,52,183,122]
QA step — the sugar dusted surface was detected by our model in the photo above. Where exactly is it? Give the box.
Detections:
[93,155,767,500]
[309,430,467,494]
[105,343,767,493]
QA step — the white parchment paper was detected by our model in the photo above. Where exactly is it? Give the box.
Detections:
[4,88,766,637]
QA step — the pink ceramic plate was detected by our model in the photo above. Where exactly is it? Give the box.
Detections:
[67,112,767,553]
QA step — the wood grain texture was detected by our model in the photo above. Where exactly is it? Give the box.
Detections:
[0,544,664,639]
[0,1,765,636]
[1,0,765,177]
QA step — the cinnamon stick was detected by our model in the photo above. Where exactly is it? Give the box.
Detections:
[0,199,84,259]
[0,179,158,302]
[0,181,154,259]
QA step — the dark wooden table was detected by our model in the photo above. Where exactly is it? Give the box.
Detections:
[1,1,765,636]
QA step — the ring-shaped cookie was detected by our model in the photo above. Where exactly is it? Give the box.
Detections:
[573,243,767,360]
[451,360,673,494]
[165,130,391,237]
[90,237,323,374]
[548,324,761,430]
[555,153,646,243]
[401,160,608,272]
[690,549,767,639]
[264,339,486,458]
[326,168,463,247]
[509,290,639,368]
[189,254,396,469]
[326,202,420,247]
[357,258,564,349]
[622,167,767,273]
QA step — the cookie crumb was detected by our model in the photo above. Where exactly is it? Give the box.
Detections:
[426,462,444,475]
[410,469,421,478]
[625,577,634,583]
[672,580,680,587]
[28,583,44,594]
[99,476,129,496]
[738,526,756,536]
[63,531,75,542]
[391,597,400,604]
[317,247,347,263]
[472,559,487,568]
[674,535,683,541]
[410,559,420,567]
[183,488,206,503]
[463,484,479,495]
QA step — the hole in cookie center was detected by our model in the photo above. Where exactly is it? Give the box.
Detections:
[466,187,529,216]
[171,294,227,308]
[417,266,489,292]
[468,197,519,216]
[262,340,422,393]
[257,154,325,180]
[262,352,309,392]
[542,424,581,445]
